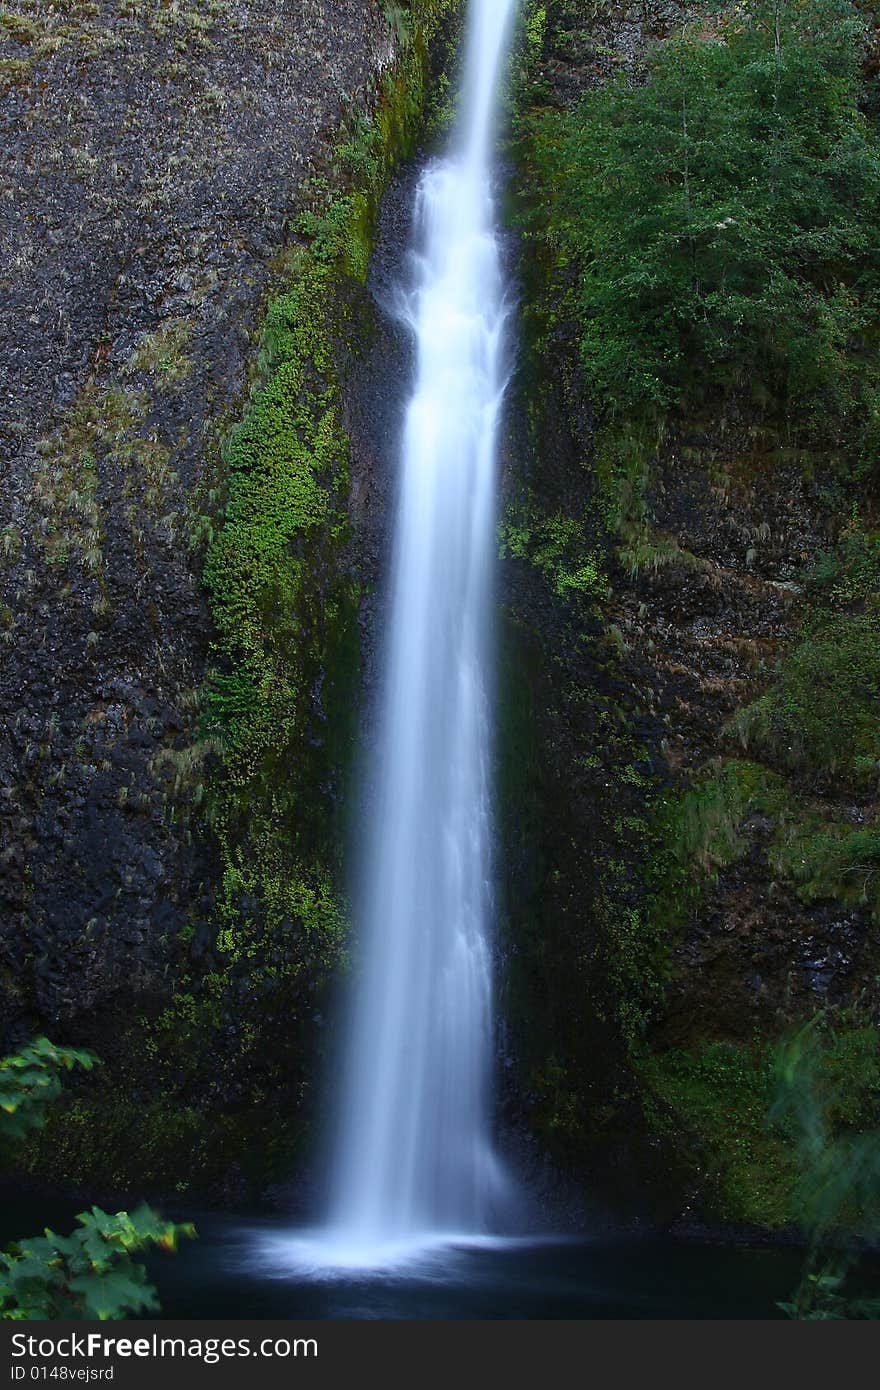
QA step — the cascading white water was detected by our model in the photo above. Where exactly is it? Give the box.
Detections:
[320,0,519,1266]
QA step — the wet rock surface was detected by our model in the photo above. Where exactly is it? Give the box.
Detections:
[0,0,397,1039]
[499,0,880,1224]
[618,440,880,1038]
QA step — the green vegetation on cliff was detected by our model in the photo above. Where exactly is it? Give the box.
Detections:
[20,0,465,1198]
[642,1011,880,1232]
[195,0,462,1009]
[507,0,880,1231]
[524,0,880,452]
[739,510,880,787]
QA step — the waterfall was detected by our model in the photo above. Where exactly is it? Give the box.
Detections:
[320,0,519,1266]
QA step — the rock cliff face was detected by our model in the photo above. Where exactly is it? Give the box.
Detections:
[0,0,466,1198]
[4,0,877,1232]
[0,0,399,1036]
[500,0,880,1228]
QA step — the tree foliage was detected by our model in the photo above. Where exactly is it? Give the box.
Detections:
[0,1039,193,1321]
[527,0,880,446]
[0,1037,96,1144]
[0,1206,195,1321]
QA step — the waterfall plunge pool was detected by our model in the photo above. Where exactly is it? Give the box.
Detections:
[4,1193,878,1317]
[144,1215,815,1319]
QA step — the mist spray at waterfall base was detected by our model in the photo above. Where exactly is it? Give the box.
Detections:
[254,0,522,1276]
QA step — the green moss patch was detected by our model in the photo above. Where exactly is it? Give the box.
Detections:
[729,610,880,784]
[197,3,463,979]
[641,1040,795,1226]
[641,1016,880,1227]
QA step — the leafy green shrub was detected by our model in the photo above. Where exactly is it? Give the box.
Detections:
[0,1040,193,1321]
[0,1037,96,1144]
[524,0,880,445]
[0,1206,195,1321]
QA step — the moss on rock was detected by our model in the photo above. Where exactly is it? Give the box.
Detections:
[18,0,466,1199]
